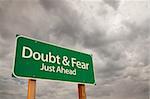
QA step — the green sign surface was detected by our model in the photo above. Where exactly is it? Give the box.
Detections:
[13,35,95,84]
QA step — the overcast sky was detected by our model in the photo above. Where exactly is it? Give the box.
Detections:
[0,0,150,99]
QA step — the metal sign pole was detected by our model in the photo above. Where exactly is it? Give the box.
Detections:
[27,79,36,99]
[78,84,86,99]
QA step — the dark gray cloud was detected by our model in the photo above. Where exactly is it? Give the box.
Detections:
[87,85,112,97]
[123,19,150,41]
[103,0,121,10]
[40,0,84,44]
[0,77,27,99]
[82,30,106,48]
[40,0,67,10]
[98,60,124,78]
[112,79,149,99]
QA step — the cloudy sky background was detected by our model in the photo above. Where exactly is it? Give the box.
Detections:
[0,0,150,99]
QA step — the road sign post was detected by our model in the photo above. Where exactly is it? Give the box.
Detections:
[78,84,86,99]
[27,79,36,99]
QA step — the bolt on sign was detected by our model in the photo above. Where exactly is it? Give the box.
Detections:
[13,35,95,84]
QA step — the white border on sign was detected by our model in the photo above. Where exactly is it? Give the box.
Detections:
[12,34,96,85]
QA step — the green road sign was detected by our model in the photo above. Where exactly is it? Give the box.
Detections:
[13,35,95,84]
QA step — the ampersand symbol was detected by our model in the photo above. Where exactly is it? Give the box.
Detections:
[62,56,70,66]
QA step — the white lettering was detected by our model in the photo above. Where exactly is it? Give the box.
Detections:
[71,57,89,70]
[22,46,33,58]
[33,52,41,60]
[41,53,48,62]
[40,63,55,72]
[56,66,76,75]
[49,52,56,63]
[71,58,76,67]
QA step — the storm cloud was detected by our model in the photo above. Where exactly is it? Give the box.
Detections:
[0,0,149,99]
